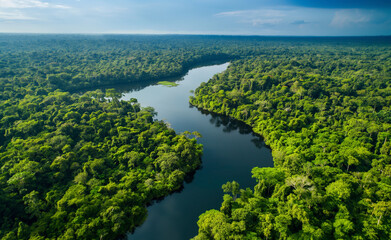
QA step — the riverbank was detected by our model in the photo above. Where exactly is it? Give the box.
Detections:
[123,63,273,240]
[72,58,232,94]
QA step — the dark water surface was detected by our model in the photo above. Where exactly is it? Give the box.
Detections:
[118,63,273,240]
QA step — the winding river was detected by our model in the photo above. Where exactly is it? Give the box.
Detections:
[115,63,273,239]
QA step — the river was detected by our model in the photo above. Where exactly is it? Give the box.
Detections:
[115,63,274,239]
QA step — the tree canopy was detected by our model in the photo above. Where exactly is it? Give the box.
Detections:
[191,40,391,239]
[0,34,390,239]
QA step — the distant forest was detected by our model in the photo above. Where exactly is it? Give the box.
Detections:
[0,34,390,239]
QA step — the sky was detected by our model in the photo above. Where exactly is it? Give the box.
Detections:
[0,0,390,36]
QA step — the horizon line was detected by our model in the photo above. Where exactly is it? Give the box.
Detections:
[0,32,390,38]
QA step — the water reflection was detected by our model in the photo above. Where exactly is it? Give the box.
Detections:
[123,63,273,240]
[197,108,267,149]
[76,59,229,94]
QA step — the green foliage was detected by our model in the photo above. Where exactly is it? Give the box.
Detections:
[222,181,240,200]
[0,34,278,95]
[0,90,202,239]
[157,81,179,87]
[191,39,391,239]
[1,34,391,239]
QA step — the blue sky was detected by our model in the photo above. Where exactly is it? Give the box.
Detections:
[0,0,390,35]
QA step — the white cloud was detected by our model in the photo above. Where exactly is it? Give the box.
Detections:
[216,9,285,26]
[0,0,70,20]
[0,10,35,20]
[331,9,374,27]
[0,0,70,9]
[216,9,285,18]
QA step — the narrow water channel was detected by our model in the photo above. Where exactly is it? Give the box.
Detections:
[117,63,274,239]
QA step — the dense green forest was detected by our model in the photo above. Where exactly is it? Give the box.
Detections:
[190,42,391,239]
[1,34,391,239]
[0,89,203,239]
[2,35,387,94]
[0,35,219,239]
[0,34,265,95]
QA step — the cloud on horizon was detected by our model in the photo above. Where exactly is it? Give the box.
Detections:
[0,0,390,35]
[0,0,70,20]
[216,9,285,26]
[331,9,390,27]
[0,10,36,20]
[285,0,391,9]
[215,7,327,30]
[0,0,69,9]
[214,6,391,35]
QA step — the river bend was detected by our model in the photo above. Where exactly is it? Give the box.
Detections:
[115,63,274,240]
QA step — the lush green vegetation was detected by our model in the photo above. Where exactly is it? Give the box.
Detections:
[1,34,391,239]
[0,89,202,239]
[191,42,391,239]
[3,34,385,95]
[0,34,221,239]
[0,34,272,95]
[157,81,179,87]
